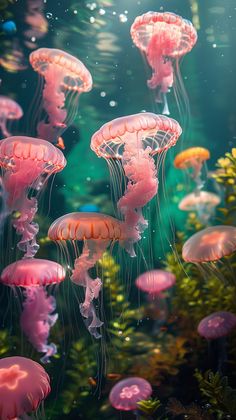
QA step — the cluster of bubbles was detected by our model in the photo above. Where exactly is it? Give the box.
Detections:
[0,6,235,419]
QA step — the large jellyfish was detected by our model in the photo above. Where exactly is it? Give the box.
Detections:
[0,96,23,138]
[91,112,182,256]
[182,225,236,282]
[109,377,152,411]
[174,147,210,191]
[48,212,125,338]
[130,12,197,114]
[0,356,50,420]
[0,136,66,258]
[29,48,93,144]
[178,190,220,224]
[1,258,66,362]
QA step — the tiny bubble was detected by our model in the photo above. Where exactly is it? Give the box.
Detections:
[46,12,53,19]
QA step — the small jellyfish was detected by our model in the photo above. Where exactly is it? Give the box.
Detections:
[0,356,50,419]
[48,212,125,338]
[182,225,236,282]
[109,377,152,411]
[178,190,220,224]
[24,0,48,48]
[135,269,176,297]
[174,147,210,191]
[30,48,92,144]
[1,258,66,363]
[0,96,23,138]
[130,12,197,114]
[197,311,236,373]
[0,136,66,258]
[91,112,182,256]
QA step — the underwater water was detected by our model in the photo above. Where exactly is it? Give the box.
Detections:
[0,0,236,419]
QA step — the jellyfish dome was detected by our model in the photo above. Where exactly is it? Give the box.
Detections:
[30,48,93,143]
[48,212,125,338]
[0,136,66,258]
[109,377,152,411]
[182,225,236,263]
[91,113,182,256]
[0,96,23,138]
[178,190,220,224]
[197,311,236,340]
[174,147,210,190]
[130,12,197,114]
[135,269,176,296]
[0,356,50,420]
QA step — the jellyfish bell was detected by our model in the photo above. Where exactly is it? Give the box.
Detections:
[1,258,66,363]
[29,48,93,144]
[48,212,125,338]
[0,356,50,420]
[174,147,210,191]
[0,96,23,138]
[130,12,197,115]
[178,190,220,224]
[91,112,182,256]
[182,225,236,282]
[197,311,236,340]
[0,136,66,258]
[135,269,176,297]
[109,377,152,411]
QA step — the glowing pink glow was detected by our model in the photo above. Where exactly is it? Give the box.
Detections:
[109,377,152,411]
[0,356,50,419]
[197,311,236,340]
[135,269,176,296]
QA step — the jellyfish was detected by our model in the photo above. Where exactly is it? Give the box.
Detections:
[0,96,23,138]
[178,190,220,224]
[135,270,176,332]
[0,356,50,420]
[197,311,236,373]
[174,147,210,191]
[48,212,125,338]
[24,0,48,49]
[91,113,182,256]
[182,225,236,282]
[109,377,152,411]
[29,48,93,144]
[130,12,197,114]
[0,136,66,258]
[1,258,66,362]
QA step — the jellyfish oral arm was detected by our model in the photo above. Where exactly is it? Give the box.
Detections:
[13,196,39,258]
[0,114,10,138]
[118,138,158,256]
[71,240,108,339]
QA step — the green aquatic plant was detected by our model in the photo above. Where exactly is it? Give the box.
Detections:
[195,369,236,419]
[0,329,10,356]
[137,397,162,416]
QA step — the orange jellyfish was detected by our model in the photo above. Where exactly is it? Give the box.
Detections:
[0,136,66,258]
[130,12,197,114]
[0,96,23,138]
[91,112,182,256]
[29,48,93,144]
[178,190,220,224]
[182,225,236,282]
[0,356,50,420]
[48,212,125,338]
[174,147,210,191]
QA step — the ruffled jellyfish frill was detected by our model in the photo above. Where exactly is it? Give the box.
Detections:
[1,258,66,363]
[91,113,182,256]
[0,136,66,258]
[109,377,152,411]
[0,356,50,420]
[0,96,23,138]
[30,48,93,143]
[130,12,197,114]
[48,212,125,339]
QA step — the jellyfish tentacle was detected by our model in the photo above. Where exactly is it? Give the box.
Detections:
[13,196,39,258]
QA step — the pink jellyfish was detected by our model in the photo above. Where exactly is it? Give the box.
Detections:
[29,48,93,144]
[1,258,66,363]
[24,0,48,49]
[91,112,182,256]
[0,356,50,420]
[178,190,220,224]
[0,136,66,258]
[197,311,236,373]
[182,225,236,282]
[130,12,197,114]
[0,96,23,138]
[109,377,152,411]
[48,212,125,338]
[135,269,176,297]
